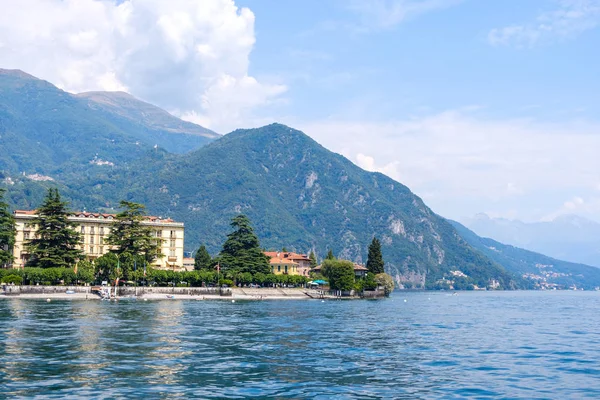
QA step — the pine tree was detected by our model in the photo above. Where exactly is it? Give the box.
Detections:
[26,188,83,268]
[0,188,16,267]
[106,201,162,264]
[326,249,335,260]
[194,244,212,270]
[309,250,318,268]
[366,237,385,274]
[217,214,270,275]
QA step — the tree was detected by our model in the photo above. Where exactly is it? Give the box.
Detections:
[309,250,318,268]
[366,237,385,274]
[326,249,335,260]
[217,214,270,275]
[194,244,212,270]
[375,273,395,297]
[106,201,162,264]
[26,188,83,268]
[321,259,355,291]
[0,188,16,267]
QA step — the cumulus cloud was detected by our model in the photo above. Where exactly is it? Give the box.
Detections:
[489,0,600,47]
[356,153,402,180]
[298,110,600,220]
[0,0,286,132]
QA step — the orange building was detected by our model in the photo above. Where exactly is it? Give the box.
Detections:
[264,251,312,276]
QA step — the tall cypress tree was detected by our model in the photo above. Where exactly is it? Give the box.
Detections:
[366,237,385,274]
[217,214,270,275]
[194,244,212,270]
[0,188,16,267]
[309,250,318,268]
[26,188,83,268]
[326,249,335,260]
[106,201,162,264]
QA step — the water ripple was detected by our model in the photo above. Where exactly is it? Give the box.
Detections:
[1,291,600,398]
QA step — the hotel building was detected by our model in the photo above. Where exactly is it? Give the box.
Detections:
[11,210,185,270]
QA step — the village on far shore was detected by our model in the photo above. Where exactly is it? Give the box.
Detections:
[0,188,394,300]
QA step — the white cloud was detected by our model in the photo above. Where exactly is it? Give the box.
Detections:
[346,0,463,30]
[489,0,600,47]
[298,110,600,220]
[356,153,402,180]
[0,0,286,132]
[540,196,600,221]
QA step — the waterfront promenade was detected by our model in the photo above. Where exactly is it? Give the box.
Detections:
[0,286,380,300]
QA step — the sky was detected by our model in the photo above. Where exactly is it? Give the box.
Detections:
[0,0,599,223]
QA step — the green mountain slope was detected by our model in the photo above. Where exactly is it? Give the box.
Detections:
[66,123,522,289]
[450,220,600,289]
[0,68,218,178]
[76,91,219,151]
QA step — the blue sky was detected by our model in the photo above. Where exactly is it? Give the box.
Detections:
[242,0,600,123]
[1,0,599,223]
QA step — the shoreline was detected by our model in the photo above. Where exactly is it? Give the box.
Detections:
[0,288,347,301]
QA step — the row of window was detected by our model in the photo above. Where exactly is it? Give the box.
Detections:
[272,265,297,273]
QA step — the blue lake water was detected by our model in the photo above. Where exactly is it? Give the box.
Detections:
[1,291,599,399]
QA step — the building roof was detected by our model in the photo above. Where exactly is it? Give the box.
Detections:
[264,251,310,262]
[14,209,178,224]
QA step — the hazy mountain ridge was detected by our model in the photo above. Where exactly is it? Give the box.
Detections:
[76,91,219,139]
[463,213,600,267]
[0,68,217,178]
[450,220,600,289]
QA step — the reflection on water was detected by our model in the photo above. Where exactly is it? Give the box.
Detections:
[1,292,600,398]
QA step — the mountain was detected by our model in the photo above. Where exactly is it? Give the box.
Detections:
[43,123,522,290]
[76,91,216,141]
[450,220,600,290]
[0,68,219,179]
[0,70,547,289]
[462,213,600,267]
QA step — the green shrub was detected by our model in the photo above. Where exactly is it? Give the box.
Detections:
[321,259,355,291]
[219,278,234,287]
[2,274,22,285]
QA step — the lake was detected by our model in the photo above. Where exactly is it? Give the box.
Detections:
[1,291,599,398]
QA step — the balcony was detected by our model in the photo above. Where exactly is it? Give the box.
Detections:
[168,256,178,262]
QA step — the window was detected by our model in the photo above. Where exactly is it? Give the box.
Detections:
[90,227,95,234]
[24,232,30,240]
[99,246,104,254]
[80,226,85,234]
[285,266,288,274]
[89,246,94,254]
[278,265,281,272]
[99,237,103,245]
[169,249,176,257]
[100,227,104,234]
[156,230,162,238]
[90,237,94,245]
[170,239,176,247]
[170,230,176,238]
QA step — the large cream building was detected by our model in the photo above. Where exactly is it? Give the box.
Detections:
[12,210,185,271]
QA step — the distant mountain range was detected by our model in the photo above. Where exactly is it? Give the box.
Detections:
[2,69,599,290]
[0,68,219,178]
[462,213,600,268]
[450,220,600,290]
